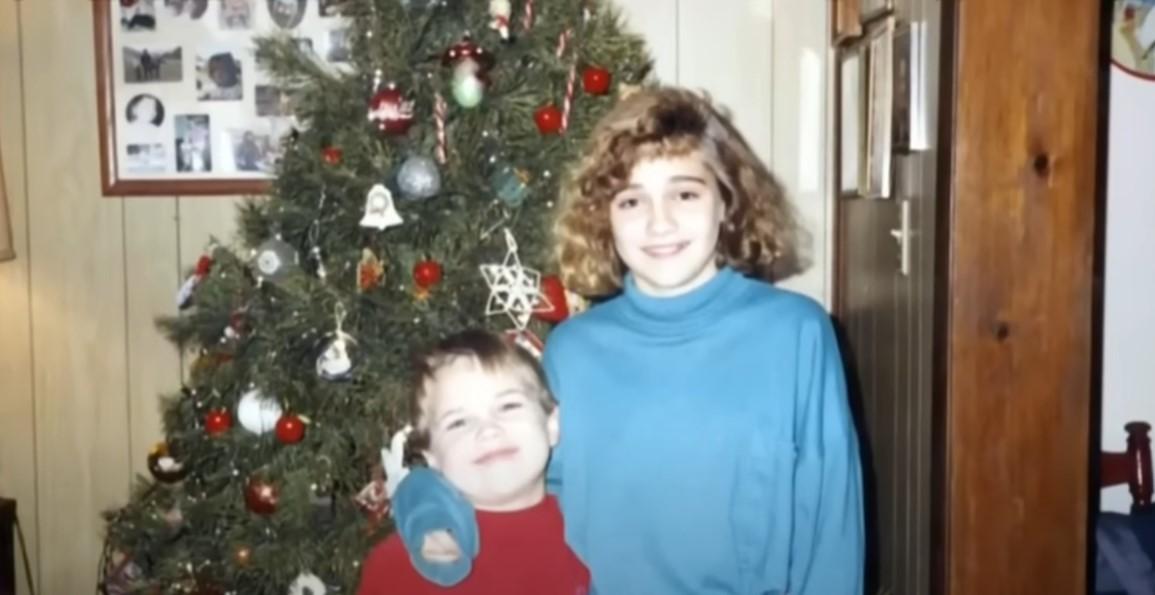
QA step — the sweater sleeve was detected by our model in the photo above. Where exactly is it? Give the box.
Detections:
[788,313,865,594]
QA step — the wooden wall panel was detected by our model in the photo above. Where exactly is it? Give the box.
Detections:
[942,0,1098,591]
[0,0,39,592]
[20,3,132,593]
[124,199,182,479]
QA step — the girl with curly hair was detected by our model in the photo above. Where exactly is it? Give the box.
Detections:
[396,87,864,595]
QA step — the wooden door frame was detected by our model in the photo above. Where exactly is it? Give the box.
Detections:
[931,0,1104,593]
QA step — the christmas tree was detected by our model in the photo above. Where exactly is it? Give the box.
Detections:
[99,1,650,592]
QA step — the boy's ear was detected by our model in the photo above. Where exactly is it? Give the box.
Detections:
[546,407,560,447]
[423,450,440,470]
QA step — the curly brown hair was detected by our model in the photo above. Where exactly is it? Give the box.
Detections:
[554,86,808,297]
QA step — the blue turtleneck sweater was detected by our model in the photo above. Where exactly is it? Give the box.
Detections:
[543,267,863,594]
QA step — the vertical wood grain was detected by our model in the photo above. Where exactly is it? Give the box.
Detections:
[21,2,131,592]
[0,2,39,593]
[943,0,1098,590]
[124,199,182,479]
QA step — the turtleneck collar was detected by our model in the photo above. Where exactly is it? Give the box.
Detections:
[618,266,751,335]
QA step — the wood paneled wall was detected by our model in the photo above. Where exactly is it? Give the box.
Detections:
[0,1,830,592]
[939,0,1098,591]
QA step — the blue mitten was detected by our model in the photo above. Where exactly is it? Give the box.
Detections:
[391,467,479,586]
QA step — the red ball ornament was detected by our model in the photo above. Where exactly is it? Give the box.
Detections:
[244,477,279,516]
[442,37,495,71]
[368,86,415,135]
[533,275,571,323]
[321,146,342,165]
[582,66,612,95]
[275,413,305,444]
[534,105,563,135]
[413,260,443,289]
[205,409,232,436]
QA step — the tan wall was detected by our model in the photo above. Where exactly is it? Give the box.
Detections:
[0,1,827,592]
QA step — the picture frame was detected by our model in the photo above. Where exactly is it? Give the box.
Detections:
[863,15,895,200]
[893,20,930,153]
[92,0,349,196]
[860,0,895,24]
[837,40,867,199]
[833,0,863,45]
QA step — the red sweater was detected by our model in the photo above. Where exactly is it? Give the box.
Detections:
[357,495,588,595]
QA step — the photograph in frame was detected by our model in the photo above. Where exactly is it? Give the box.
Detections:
[92,0,349,196]
[838,41,866,198]
[864,16,895,200]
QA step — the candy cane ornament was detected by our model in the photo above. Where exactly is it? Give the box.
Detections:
[434,92,448,163]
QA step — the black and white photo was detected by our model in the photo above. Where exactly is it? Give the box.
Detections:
[268,0,307,29]
[125,143,168,173]
[174,114,213,172]
[327,28,351,63]
[319,0,344,17]
[121,0,157,31]
[229,129,278,172]
[255,85,293,117]
[197,49,244,101]
[220,0,254,29]
[123,46,183,83]
[163,0,208,19]
[125,93,166,129]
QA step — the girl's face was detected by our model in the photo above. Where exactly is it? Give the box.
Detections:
[609,151,725,297]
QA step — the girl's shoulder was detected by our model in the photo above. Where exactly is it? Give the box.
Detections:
[735,277,831,325]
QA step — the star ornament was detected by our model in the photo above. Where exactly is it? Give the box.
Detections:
[480,229,553,330]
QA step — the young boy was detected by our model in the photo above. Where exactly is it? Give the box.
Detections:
[357,329,589,595]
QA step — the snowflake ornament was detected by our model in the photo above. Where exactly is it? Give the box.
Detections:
[479,229,553,330]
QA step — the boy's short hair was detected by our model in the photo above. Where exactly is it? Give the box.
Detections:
[406,329,555,455]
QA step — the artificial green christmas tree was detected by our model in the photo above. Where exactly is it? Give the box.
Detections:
[100,0,650,592]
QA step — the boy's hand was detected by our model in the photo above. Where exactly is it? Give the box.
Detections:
[422,530,464,563]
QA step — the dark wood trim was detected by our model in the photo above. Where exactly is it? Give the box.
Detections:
[935,0,1100,592]
[930,0,957,591]
[90,1,271,197]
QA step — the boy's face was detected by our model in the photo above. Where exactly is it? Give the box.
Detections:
[609,151,725,297]
[423,356,559,511]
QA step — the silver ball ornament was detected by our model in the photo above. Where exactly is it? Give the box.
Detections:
[397,155,442,200]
